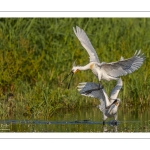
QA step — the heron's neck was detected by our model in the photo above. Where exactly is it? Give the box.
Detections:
[102,89,111,107]
[76,64,91,71]
[76,63,94,71]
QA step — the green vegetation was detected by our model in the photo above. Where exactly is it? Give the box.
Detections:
[0,18,149,118]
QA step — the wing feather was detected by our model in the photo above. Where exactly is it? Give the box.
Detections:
[101,50,145,77]
[73,26,100,63]
[77,82,106,112]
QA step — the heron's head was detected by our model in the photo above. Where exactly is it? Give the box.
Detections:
[115,98,121,106]
[112,98,121,106]
[71,66,79,74]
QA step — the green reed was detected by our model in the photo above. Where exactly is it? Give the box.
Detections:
[0,18,149,117]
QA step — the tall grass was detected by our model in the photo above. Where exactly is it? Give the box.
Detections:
[0,18,149,118]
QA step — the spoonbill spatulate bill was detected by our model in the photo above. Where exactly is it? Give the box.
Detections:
[67,26,145,88]
[77,78,123,125]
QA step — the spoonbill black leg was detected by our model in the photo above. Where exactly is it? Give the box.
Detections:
[103,120,105,126]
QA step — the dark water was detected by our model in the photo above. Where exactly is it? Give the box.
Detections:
[0,106,150,132]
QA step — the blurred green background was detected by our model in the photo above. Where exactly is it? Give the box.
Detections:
[0,18,149,118]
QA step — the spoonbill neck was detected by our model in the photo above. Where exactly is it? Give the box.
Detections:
[76,63,92,71]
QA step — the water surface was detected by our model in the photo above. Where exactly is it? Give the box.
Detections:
[0,106,149,132]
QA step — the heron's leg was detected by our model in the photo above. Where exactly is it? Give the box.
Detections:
[114,120,117,126]
[98,81,101,88]
[103,120,105,126]
[114,114,118,126]
[99,81,104,90]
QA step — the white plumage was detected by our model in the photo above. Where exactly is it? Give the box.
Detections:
[77,78,123,125]
[72,26,145,82]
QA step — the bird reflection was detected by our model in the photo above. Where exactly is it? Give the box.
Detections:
[103,125,118,132]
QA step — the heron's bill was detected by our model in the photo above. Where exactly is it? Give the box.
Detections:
[74,69,79,74]
[67,73,74,89]
[61,71,74,89]
[112,99,117,104]
[61,71,73,83]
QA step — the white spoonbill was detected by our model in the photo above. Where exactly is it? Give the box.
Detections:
[77,78,123,125]
[70,26,145,85]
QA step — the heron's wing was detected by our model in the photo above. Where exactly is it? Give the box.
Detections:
[77,82,107,112]
[110,78,123,100]
[73,26,100,63]
[77,82,101,99]
[101,50,145,77]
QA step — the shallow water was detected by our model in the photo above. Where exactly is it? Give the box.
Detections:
[0,106,150,132]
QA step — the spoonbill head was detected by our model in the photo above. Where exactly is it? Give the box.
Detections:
[71,60,80,74]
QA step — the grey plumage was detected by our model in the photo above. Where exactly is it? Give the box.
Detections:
[100,50,145,78]
[77,78,123,123]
